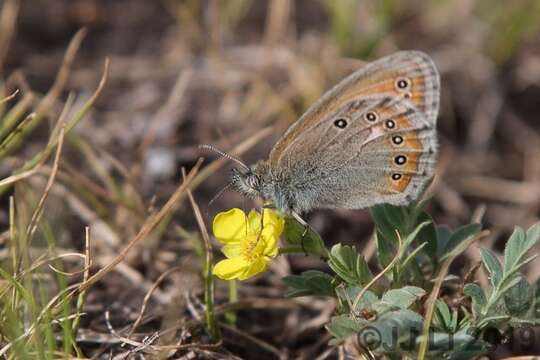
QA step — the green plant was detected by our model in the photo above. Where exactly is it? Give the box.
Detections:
[283,201,540,359]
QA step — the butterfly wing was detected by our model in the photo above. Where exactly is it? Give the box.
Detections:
[267,51,440,209]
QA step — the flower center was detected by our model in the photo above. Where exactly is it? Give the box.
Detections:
[240,232,266,261]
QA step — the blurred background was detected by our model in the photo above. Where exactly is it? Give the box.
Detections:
[1,0,540,358]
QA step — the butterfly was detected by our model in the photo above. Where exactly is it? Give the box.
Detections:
[204,51,439,225]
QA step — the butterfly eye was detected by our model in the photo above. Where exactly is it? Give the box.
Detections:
[333,118,348,129]
[395,77,411,91]
[394,155,407,166]
[385,119,396,129]
[364,111,378,122]
[391,173,402,181]
[247,175,259,189]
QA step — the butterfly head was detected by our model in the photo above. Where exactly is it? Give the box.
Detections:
[231,167,260,198]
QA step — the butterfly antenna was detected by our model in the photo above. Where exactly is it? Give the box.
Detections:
[199,144,250,172]
[207,182,234,210]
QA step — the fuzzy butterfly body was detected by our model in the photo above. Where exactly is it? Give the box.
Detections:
[232,51,440,217]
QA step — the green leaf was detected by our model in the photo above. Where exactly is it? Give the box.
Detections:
[441,223,482,260]
[503,226,527,274]
[502,223,539,278]
[463,283,486,319]
[434,300,454,333]
[376,231,394,269]
[326,315,367,341]
[526,223,540,248]
[504,275,533,317]
[416,212,438,263]
[336,286,379,311]
[382,203,408,232]
[328,244,373,286]
[371,204,405,247]
[282,270,334,297]
[358,309,424,353]
[480,248,502,287]
[284,217,328,258]
[377,286,426,311]
[435,225,452,259]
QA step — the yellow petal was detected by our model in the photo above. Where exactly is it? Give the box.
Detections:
[213,258,249,280]
[222,243,242,258]
[213,208,248,244]
[239,257,269,280]
[261,209,285,236]
[263,235,279,257]
[247,210,262,234]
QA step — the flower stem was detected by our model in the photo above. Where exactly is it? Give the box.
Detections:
[225,279,238,325]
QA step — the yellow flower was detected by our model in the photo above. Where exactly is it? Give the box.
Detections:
[212,208,284,280]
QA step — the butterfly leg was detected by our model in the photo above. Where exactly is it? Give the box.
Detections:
[292,212,310,255]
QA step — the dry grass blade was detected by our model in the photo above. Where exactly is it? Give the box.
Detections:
[417,230,490,360]
[24,126,65,243]
[0,92,35,141]
[73,226,91,334]
[0,167,41,188]
[0,283,80,356]
[0,88,19,105]
[37,29,87,113]
[1,29,87,158]
[78,158,203,292]
[20,58,109,173]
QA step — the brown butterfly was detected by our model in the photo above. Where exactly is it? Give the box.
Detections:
[204,51,439,224]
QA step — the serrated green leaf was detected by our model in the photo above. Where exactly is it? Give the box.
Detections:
[480,248,502,287]
[434,300,453,332]
[402,221,431,250]
[376,286,426,312]
[335,286,379,311]
[371,204,399,244]
[284,217,328,258]
[326,315,367,340]
[435,225,452,259]
[463,283,486,319]
[359,309,423,353]
[441,223,482,260]
[282,270,334,297]
[504,275,533,317]
[328,244,373,285]
[501,223,540,279]
[503,226,527,274]
[526,223,540,247]
[416,212,438,263]
[382,204,408,232]
[376,230,394,269]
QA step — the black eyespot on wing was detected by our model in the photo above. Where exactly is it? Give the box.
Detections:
[385,119,396,129]
[392,135,403,145]
[396,78,410,90]
[391,173,402,181]
[364,111,378,122]
[333,118,348,129]
[395,155,407,165]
